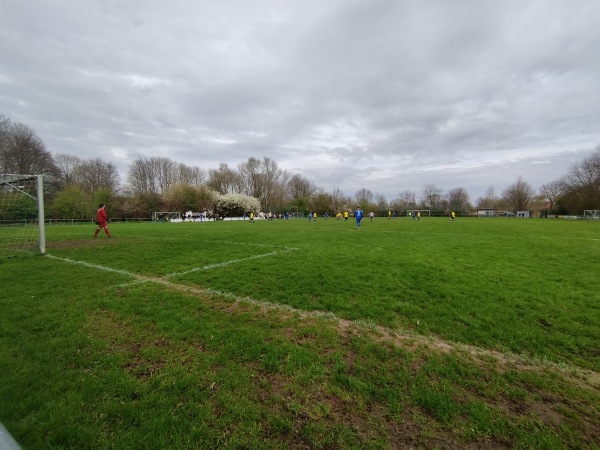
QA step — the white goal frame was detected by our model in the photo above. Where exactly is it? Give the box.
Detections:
[0,174,45,256]
[152,211,181,222]
[583,210,600,220]
[407,209,431,217]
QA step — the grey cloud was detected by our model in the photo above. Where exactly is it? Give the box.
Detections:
[1,0,599,201]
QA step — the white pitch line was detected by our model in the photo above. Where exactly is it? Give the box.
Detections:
[46,245,298,283]
[45,254,139,278]
[164,248,297,278]
[215,241,299,250]
[44,253,302,302]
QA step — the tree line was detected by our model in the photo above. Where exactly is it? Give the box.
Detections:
[1,115,599,220]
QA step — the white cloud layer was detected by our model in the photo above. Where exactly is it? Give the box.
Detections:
[1,0,599,201]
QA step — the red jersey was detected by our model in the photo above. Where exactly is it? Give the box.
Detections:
[97,207,108,226]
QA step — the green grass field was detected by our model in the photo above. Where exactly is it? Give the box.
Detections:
[1,217,599,448]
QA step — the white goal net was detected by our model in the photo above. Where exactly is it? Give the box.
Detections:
[152,211,181,222]
[583,210,600,220]
[407,210,431,217]
[0,174,45,258]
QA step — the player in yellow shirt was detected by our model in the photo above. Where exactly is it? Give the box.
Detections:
[343,211,349,221]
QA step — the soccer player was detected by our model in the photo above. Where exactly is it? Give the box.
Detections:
[450,211,456,222]
[344,211,349,221]
[369,211,374,222]
[93,204,111,238]
[355,207,363,229]
[249,212,254,223]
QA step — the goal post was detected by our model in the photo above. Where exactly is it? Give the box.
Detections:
[0,174,45,258]
[583,210,600,220]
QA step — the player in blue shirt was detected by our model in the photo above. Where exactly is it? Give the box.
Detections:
[355,207,363,229]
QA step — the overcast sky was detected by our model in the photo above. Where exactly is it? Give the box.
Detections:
[2,0,599,202]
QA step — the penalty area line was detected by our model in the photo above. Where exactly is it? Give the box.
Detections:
[45,254,139,279]
[164,247,298,278]
[125,277,600,387]
[44,254,599,386]
[45,246,299,285]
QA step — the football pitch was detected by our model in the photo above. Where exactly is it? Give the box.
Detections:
[1,217,599,447]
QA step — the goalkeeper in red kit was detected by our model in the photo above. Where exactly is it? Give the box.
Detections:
[93,203,112,238]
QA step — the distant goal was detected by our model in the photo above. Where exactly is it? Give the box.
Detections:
[407,210,431,217]
[152,211,181,222]
[583,210,600,220]
[0,174,45,258]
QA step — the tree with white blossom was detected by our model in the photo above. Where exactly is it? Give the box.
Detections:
[215,193,261,218]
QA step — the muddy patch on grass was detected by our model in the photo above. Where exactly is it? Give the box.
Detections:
[86,310,168,378]
[47,238,117,250]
